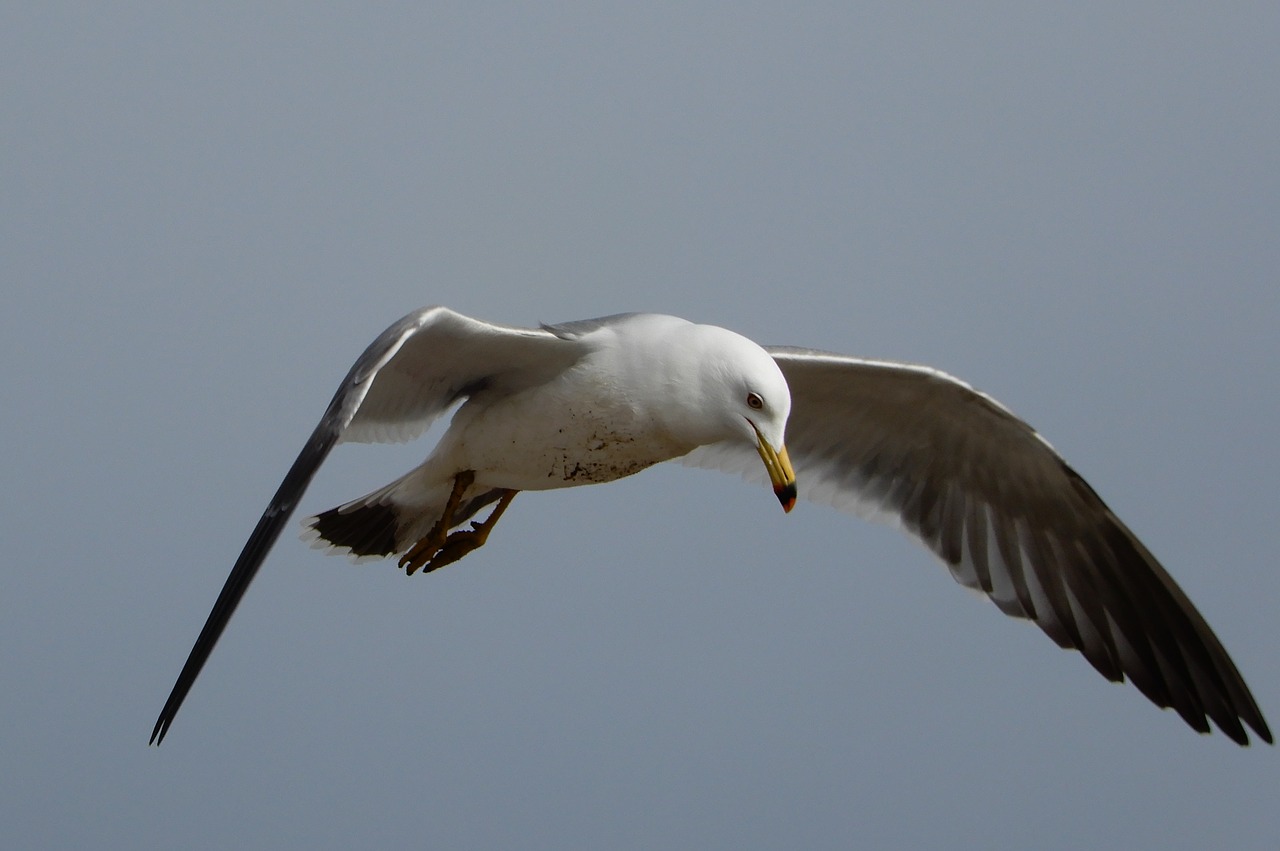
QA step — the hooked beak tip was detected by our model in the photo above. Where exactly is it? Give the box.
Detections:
[775,482,797,513]
[750,422,797,515]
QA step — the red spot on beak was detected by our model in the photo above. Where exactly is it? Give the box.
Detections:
[775,482,797,513]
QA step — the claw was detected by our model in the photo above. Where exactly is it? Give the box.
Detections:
[398,472,517,575]
[415,528,481,572]
[398,471,474,575]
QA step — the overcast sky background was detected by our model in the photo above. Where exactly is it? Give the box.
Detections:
[3,3,1278,848]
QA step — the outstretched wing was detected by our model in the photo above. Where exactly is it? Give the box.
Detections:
[150,307,583,744]
[687,346,1271,745]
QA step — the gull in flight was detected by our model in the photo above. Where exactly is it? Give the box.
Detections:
[150,307,1271,746]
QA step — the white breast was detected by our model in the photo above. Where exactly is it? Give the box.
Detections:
[449,360,690,492]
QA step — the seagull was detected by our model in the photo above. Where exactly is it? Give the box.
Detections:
[150,307,1271,746]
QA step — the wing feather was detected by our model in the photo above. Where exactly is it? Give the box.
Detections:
[150,307,583,744]
[687,346,1270,744]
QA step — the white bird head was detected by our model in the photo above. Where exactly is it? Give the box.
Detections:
[653,320,797,512]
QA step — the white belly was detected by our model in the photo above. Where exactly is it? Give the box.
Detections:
[445,374,689,492]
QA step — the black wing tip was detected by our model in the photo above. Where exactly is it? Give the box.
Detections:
[1159,688,1271,746]
[1236,714,1273,747]
[149,682,189,746]
[1124,666,1272,746]
[1213,719,1271,748]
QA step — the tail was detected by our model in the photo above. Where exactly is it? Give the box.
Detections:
[301,473,507,561]
[300,471,424,561]
[304,501,403,559]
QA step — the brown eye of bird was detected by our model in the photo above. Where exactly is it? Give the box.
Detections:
[746,392,764,410]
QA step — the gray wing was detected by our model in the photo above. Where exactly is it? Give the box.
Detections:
[688,346,1271,745]
[151,307,584,744]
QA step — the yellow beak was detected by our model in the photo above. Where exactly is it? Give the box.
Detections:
[752,425,797,513]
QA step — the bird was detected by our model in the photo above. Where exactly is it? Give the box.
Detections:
[150,306,1271,746]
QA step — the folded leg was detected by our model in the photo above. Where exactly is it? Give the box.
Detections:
[399,471,519,575]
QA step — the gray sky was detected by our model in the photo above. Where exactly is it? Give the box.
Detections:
[4,3,1278,848]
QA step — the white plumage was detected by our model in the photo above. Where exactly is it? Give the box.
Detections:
[151,306,1271,748]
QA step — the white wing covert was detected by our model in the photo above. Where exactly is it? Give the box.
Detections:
[339,307,582,443]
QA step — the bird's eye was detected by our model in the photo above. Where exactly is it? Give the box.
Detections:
[746,392,764,410]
